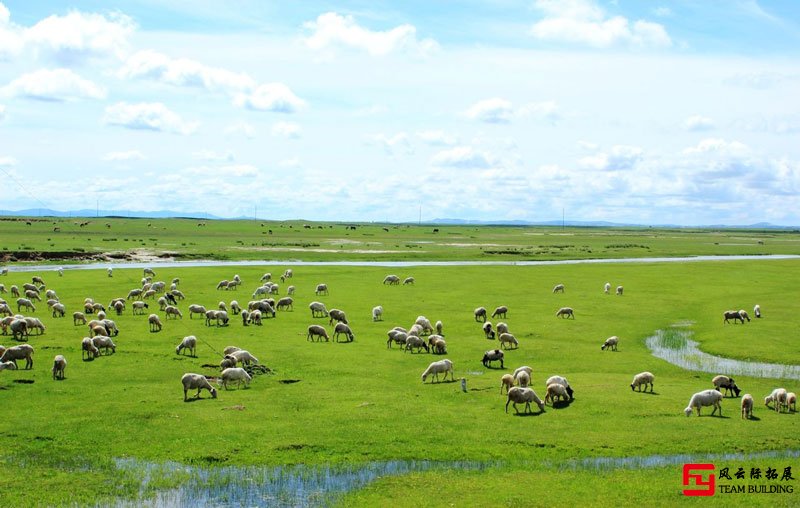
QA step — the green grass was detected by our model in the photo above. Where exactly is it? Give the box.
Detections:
[0,220,798,506]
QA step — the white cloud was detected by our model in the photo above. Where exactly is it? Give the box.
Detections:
[354,104,388,116]
[580,145,643,170]
[682,138,750,156]
[464,98,514,124]
[233,83,306,113]
[367,132,413,155]
[733,115,800,134]
[684,115,715,131]
[224,121,256,139]
[0,2,23,60]
[103,102,198,135]
[1,68,106,101]
[185,164,259,178]
[518,101,561,124]
[0,103,5,120]
[431,146,493,169]
[304,12,438,56]
[279,158,301,168]
[530,0,672,49]
[103,150,145,162]
[192,150,234,162]
[24,10,135,63]
[271,121,302,139]
[416,130,458,146]
[0,155,16,166]
[653,7,672,17]
[0,2,9,24]
[119,50,255,93]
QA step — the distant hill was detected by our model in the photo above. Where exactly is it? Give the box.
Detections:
[0,209,222,220]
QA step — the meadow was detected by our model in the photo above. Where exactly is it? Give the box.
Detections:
[0,219,798,506]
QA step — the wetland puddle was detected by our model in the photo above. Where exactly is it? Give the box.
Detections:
[646,327,800,380]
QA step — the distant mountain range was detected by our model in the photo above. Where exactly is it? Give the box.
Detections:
[0,209,795,228]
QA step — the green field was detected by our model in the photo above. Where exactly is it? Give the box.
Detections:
[0,219,798,506]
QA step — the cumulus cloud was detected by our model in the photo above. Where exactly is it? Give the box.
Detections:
[0,155,16,166]
[518,101,561,124]
[684,115,715,131]
[580,145,643,170]
[233,83,306,113]
[682,138,750,156]
[367,132,413,156]
[103,150,145,161]
[530,0,672,49]
[732,115,800,134]
[0,2,23,60]
[431,146,493,169]
[416,130,458,146]
[271,121,302,139]
[0,103,5,120]
[464,98,560,124]
[119,50,255,93]
[103,102,198,135]
[304,12,438,56]
[192,150,234,162]
[1,68,106,101]
[225,121,256,139]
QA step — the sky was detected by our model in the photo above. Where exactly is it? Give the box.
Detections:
[0,0,799,225]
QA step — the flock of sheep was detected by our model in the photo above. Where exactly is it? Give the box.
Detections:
[0,266,794,422]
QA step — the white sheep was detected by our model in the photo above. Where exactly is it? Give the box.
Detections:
[787,392,797,412]
[754,304,761,318]
[276,297,293,311]
[404,335,429,353]
[482,349,504,369]
[287,285,295,296]
[505,387,545,414]
[421,359,454,383]
[765,388,788,413]
[514,366,533,381]
[223,346,241,356]
[16,298,35,313]
[148,313,163,332]
[372,305,383,322]
[386,330,408,349]
[0,360,17,371]
[616,285,624,296]
[309,301,328,318]
[241,309,250,326]
[315,283,329,296]
[260,272,272,282]
[435,320,443,336]
[81,337,99,360]
[92,336,116,355]
[711,375,741,397]
[552,283,565,293]
[329,309,348,325]
[228,349,258,366]
[249,309,262,325]
[482,321,495,340]
[601,336,618,351]
[220,367,252,390]
[630,371,654,392]
[307,324,330,342]
[1,343,34,369]
[10,318,28,340]
[230,301,241,315]
[383,275,400,285]
[181,373,217,401]
[604,282,611,294]
[132,301,149,315]
[515,371,530,388]
[741,394,754,419]
[723,310,745,324]
[403,277,415,285]
[556,307,574,319]
[24,317,45,335]
[188,304,206,319]
[176,336,197,356]
[143,268,155,277]
[164,305,183,319]
[498,333,518,349]
[500,374,515,394]
[474,307,487,322]
[684,389,723,416]
[491,306,508,319]
[333,322,355,342]
[545,375,575,400]
[427,335,447,354]
[496,322,509,336]
[107,267,113,277]
[72,311,87,325]
[545,383,571,405]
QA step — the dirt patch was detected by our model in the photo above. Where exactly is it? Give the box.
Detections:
[222,405,246,411]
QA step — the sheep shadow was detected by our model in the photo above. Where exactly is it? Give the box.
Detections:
[550,399,575,409]
[424,379,459,385]
[746,415,762,421]
[183,396,213,403]
[511,410,546,417]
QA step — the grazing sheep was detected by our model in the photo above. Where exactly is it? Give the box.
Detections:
[216,280,229,290]
[372,305,383,322]
[230,301,241,315]
[112,300,125,315]
[223,346,241,356]
[738,309,751,322]
[51,355,66,380]
[474,307,487,322]
[545,375,575,400]
[765,388,788,413]
[220,367,252,390]
[164,305,183,319]
[328,309,348,325]
[25,290,42,302]
[482,349,504,369]
[73,311,87,325]
[403,277,415,285]
[556,307,574,319]
[220,357,237,370]
[188,304,206,319]
[496,322,509,336]
[309,301,328,318]
[0,360,17,371]
[0,303,10,317]
[1,344,34,369]
[249,309,262,325]
[315,283,329,296]
[498,333,518,350]
[630,371,654,392]
[386,330,408,349]
[545,383,571,405]
[260,272,272,282]
[491,306,508,319]
[10,319,28,340]
[505,387,545,414]
[92,336,116,355]
[287,285,295,296]
[601,336,618,351]
[175,336,197,356]
[107,268,113,277]
[307,324,330,342]
[218,301,227,312]
[383,275,400,285]
[81,337,99,360]
[276,297,293,311]
[684,389,724,416]
[515,371,531,388]
[22,317,45,335]
[10,285,19,298]
[500,374,515,394]
[45,289,58,301]
[427,335,447,354]
[148,314,163,332]
[228,350,258,366]
[127,288,143,300]
[31,276,45,285]
[482,321,495,340]
[552,283,565,293]
[181,373,217,401]
[435,320,443,336]
[16,298,35,313]
[723,310,746,324]
[415,316,434,335]
[404,335,429,353]
[52,302,66,318]
[0,284,5,294]
[616,285,623,296]
[143,268,155,277]
[171,289,185,300]
[240,309,250,326]
[421,359,454,383]
[132,301,149,315]
[787,392,797,412]
[514,366,533,381]
[741,394,754,419]
[333,322,355,342]
[216,310,230,326]
[712,375,741,397]
[753,304,761,318]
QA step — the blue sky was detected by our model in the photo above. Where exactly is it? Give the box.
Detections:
[0,1,798,224]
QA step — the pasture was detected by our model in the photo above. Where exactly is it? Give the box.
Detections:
[0,222,798,506]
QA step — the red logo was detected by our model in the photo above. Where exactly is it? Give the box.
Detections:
[683,463,716,496]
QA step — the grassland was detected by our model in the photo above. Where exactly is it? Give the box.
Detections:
[0,219,798,506]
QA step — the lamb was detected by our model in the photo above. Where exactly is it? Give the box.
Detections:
[491,306,508,319]
[712,375,741,397]
[765,388,788,413]
[435,320,443,336]
[287,285,295,296]
[545,383,571,405]
[0,360,16,371]
[482,349,504,369]
[505,387,545,414]
[383,275,400,285]
[0,343,34,369]
[552,283,565,293]
[220,356,237,370]
[386,330,408,348]
[132,301,149,315]
[556,307,574,319]
[228,349,258,366]
[181,373,217,401]
[45,289,58,300]
[309,301,328,318]
[92,336,116,355]
[148,314,163,332]
[741,394,754,419]
[230,301,241,315]
[51,302,66,318]
[16,298,35,313]
[315,283,329,296]
[188,304,206,319]
[513,366,532,381]
[474,306,487,322]
[408,324,424,337]
[333,322,355,342]
[753,304,761,318]
[307,324,330,342]
[218,301,227,312]
[164,305,183,319]
[500,374,515,394]
[175,336,197,356]
[630,371,654,392]
[72,311,87,325]
[403,277,415,285]
[496,322,509,336]
[737,309,751,322]
[223,346,241,356]
[427,335,447,354]
[482,321,495,340]
[415,316,434,335]
[684,389,724,416]
[82,337,99,360]
[723,310,746,324]
[220,367,252,390]
[545,376,575,400]
[515,370,530,387]
[421,359,454,383]
[616,285,624,296]
[498,333,518,350]
[249,309,262,325]
[372,305,383,322]
[601,336,618,351]
[787,392,797,412]
[404,335,429,353]
[328,309,348,325]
